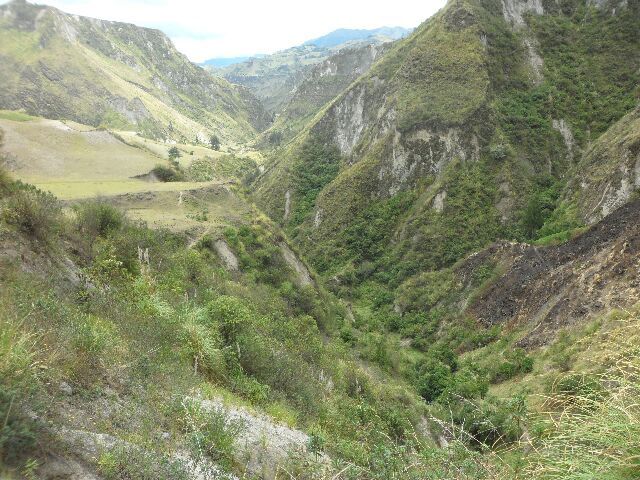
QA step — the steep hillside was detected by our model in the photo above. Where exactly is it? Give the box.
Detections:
[214,30,406,114]
[426,197,640,350]
[0,0,270,144]
[254,0,639,284]
[1,164,505,479]
[563,105,640,225]
[263,43,389,146]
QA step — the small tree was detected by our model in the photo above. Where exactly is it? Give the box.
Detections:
[209,134,221,151]
[168,146,181,164]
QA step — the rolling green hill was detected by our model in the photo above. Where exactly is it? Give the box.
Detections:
[0,0,270,145]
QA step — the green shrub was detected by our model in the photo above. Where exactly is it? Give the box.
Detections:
[179,398,244,470]
[490,348,534,383]
[231,374,271,405]
[151,164,184,182]
[224,224,291,286]
[440,367,489,402]
[413,357,453,402]
[205,296,252,343]
[521,176,562,239]
[74,202,124,244]
[180,320,226,381]
[289,136,341,227]
[2,187,61,243]
[168,146,181,163]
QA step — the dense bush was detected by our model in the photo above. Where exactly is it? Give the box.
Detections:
[490,348,534,383]
[289,137,341,227]
[224,224,292,286]
[2,186,61,243]
[414,357,453,402]
[521,176,562,239]
[74,201,124,248]
[151,164,185,182]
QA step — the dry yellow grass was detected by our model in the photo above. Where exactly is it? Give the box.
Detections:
[0,118,161,184]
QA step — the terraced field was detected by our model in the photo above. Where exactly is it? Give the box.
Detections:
[0,112,255,235]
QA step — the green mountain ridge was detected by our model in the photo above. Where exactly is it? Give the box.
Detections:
[253,0,639,283]
[302,27,411,48]
[212,30,408,114]
[0,0,270,144]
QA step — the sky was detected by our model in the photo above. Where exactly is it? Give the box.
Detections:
[1,0,447,62]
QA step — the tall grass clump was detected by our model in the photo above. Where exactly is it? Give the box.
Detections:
[0,165,12,194]
[0,316,39,463]
[524,307,640,480]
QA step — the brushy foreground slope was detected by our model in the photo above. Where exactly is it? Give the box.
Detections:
[0,169,491,479]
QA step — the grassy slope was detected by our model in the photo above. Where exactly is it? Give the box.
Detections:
[0,171,498,480]
[0,113,261,239]
[0,1,264,145]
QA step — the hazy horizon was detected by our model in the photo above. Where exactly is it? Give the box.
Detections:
[0,0,447,62]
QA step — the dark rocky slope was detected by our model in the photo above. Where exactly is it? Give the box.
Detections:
[467,198,640,347]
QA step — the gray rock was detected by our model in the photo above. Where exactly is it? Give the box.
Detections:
[59,381,73,396]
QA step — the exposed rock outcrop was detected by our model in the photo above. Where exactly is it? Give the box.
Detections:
[279,242,313,286]
[500,0,544,27]
[569,106,640,224]
[199,398,328,479]
[214,239,240,271]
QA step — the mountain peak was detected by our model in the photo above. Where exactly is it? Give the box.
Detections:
[302,26,411,49]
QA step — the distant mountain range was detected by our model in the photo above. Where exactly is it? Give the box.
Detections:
[203,26,411,113]
[302,26,411,48]
[202,54,267,68]
[201,26,411,70]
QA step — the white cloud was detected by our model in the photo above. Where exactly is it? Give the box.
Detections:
[1,0,446,61]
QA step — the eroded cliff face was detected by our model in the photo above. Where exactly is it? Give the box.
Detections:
[568,106,640,224]
[256,0,491,220]
[264,44,388,146]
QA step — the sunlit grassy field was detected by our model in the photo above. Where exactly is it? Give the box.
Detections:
[0,113,255,235]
